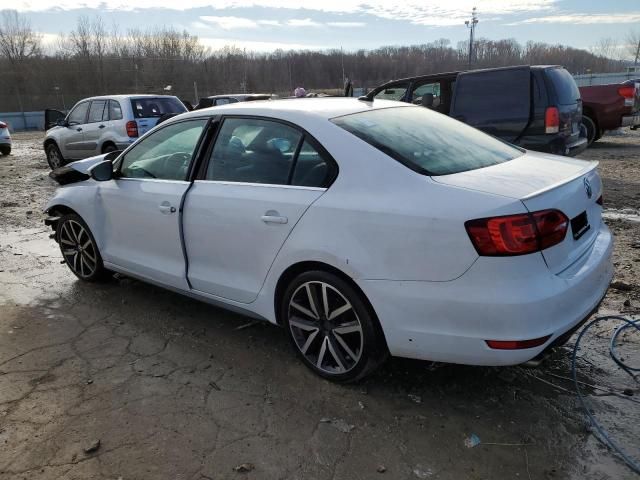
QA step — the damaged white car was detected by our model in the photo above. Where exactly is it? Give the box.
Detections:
[44,98,613,381]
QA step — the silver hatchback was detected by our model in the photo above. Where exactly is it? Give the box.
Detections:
[44,95,187,169]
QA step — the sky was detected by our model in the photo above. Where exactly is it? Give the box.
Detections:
[8,0,640,56]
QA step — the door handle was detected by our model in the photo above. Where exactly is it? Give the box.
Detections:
[159,202,176,214]
[98,124,105,129]
[76,127,83,132]
[261,211,288,224]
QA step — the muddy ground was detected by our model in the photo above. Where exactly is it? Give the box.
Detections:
[0,132,638,480]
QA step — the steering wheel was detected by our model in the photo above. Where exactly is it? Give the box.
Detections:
[127,165,157,178]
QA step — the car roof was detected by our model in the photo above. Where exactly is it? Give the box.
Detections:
[79,94,179,102]
[208,94,273,99]
[180,97,410,122]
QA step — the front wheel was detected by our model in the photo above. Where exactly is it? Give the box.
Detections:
[56,213,108,282]
[282,271,387,382]
[0,145,10,156]
[46,143,65,170]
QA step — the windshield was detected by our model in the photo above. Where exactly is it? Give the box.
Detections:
[331,106,524,176]
[130,97,186,118]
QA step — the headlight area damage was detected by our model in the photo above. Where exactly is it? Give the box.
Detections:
[49,165,91,185]
[48,151,120,185]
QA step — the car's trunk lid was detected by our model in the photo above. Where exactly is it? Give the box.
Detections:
[433,151,602,274]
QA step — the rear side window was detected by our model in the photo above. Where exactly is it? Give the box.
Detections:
[332,106,523,176]
[451,68,530,122]
[130,97,186,118]
[545,68,580,105]
[109,100,123,120]
[291,140,334,187]
[88,100,107,123]
[206,118,302,185]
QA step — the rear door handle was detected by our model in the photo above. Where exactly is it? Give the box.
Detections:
[261,211,288,224]
[76,127,83,132]
[98,124,105,129]
[159,202,176,214]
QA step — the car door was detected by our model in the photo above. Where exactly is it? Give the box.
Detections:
[97,118,209,289]
[182,116,336,303]
[82,100,108,156]
[61,101,91,159]
[449,67,532,143]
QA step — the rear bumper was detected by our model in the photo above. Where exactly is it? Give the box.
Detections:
[357,223,613,366]
[519,133,588,157]
[621,114,640,128]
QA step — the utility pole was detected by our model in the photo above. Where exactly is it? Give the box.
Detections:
[465,7,479,69]
[635,39,640,66]
[341,46,345,90]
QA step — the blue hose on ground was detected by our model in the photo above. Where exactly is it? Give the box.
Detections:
[570,315,640,474]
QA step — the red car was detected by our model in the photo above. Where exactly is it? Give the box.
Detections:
[580,80,640,144]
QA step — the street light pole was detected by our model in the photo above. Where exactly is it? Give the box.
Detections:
[464,7,479,69]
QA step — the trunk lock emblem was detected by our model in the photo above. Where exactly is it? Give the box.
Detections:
[584,178,592,199]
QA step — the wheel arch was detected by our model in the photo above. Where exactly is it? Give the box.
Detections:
[45,204,81,237]
[44,138,59,150]
[582,107,598,129]
[273,260,389,353]
[101,140,117,153]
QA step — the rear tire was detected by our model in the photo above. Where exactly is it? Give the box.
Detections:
[0,145,10,156]
[102,142,117,154]
[46,143,65,170]
[56,213,109,282]
[281,270,388,382]
[582,115,598,146]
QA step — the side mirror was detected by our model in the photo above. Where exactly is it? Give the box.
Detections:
[90,160,113,182]
[57,118,68,127]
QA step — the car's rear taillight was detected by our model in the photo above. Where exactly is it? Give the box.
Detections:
[618,85,636,107]
[596,195,603,206]
[544,106,560,134]
[126,121,138,138]
[465,209,568,256]
[0,121,6,129]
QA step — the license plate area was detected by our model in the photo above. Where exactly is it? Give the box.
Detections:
[571,211,590,240]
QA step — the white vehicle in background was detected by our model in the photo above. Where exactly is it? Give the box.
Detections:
[0,120,11,155]
[43,95,187,169]
[44,98,612,382]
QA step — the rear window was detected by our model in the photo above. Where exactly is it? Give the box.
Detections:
[130,97,186,118]
[545,68,580,105]
[331,106,524,176]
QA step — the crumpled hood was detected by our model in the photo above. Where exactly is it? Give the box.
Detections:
[49,153,110,186]
[66,153,109,175]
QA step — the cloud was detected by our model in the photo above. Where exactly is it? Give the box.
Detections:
[14,0,558,26]
[508,12,640,25]
[199,16,260,29]
[326,21,366,27]
[287,18,322,27]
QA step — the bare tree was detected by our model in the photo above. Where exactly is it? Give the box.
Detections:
[626,30,640,65]
[0,10,41,65]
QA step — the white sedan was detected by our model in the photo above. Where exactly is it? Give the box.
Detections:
[44,98,613,382]
[0,120,11,155]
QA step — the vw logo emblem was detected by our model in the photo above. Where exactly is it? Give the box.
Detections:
[584,177,593,199]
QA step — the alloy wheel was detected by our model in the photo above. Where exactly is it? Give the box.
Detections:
[59,219,98,278]
[288,281,364,374]
[48,147,62,169]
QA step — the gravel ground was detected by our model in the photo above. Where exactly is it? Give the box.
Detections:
[0,131,638,480]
